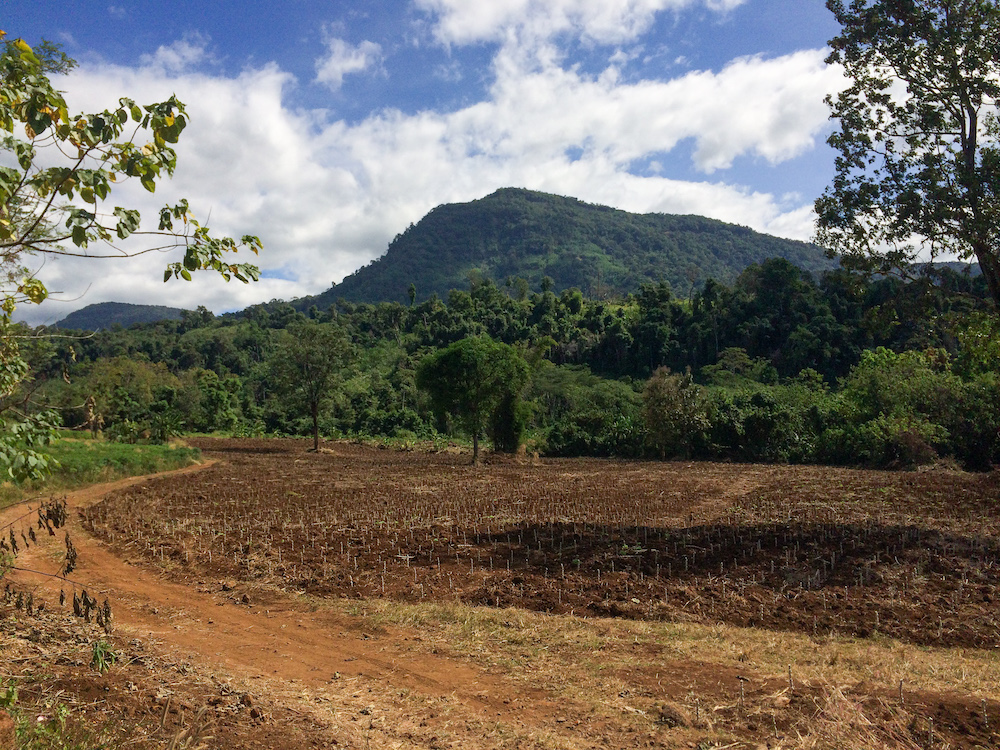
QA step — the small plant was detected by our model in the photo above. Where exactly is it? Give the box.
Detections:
[90,640,117,674]
[0,680,17,709]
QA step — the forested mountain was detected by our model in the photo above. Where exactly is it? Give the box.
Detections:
[297,188,836,308]
[54,302,186,331]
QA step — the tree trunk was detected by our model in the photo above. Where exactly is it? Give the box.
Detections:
[472,431,480,465]
[973,244,1000,312]
[311,399,319,452]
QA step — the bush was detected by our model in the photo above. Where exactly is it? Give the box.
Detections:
[642,368,710,459]
[821,347,982,468]
[531,365,643,457]
[707,383,828,463]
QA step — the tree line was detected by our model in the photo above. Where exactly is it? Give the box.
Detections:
[11,258,998,470]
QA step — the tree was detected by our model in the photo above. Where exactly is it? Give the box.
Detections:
[815,1,1000,310]
[642,368,709,459]
[0,34,261,481]
[416,336,529,464]
[270,321,352,451]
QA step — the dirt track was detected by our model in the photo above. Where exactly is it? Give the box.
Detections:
[4,465,624,749]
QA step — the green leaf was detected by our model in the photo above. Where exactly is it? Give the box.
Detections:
[71,224,87,246]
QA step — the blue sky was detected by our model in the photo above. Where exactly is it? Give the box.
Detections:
[7,0,846,323]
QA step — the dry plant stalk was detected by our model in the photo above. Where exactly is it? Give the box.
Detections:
[164,706,214,750]
[792,685,922,750]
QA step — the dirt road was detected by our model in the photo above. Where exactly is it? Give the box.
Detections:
[2,465,659,749]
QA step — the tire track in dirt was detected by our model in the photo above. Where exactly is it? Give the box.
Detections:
[2,463,608,748]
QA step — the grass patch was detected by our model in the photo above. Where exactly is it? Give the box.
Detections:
[0,437,200,509]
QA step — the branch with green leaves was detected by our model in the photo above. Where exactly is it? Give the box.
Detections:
[0,30,261,485]
[0,32,261,315]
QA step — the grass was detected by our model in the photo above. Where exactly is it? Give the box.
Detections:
[341,597,1000,697]
[0,436,201,509]
[324,596,1000,747]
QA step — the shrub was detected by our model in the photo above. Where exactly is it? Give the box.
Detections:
[642,368,709,459]
[707,383,828,463]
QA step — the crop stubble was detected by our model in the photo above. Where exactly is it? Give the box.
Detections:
[82,438,1000,650]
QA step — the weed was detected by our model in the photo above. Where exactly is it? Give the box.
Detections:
[90,639,117,674]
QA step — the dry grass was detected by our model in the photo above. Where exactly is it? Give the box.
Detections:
[785,686,923,750]
[326,595,999,748]
[340,597,1000,698]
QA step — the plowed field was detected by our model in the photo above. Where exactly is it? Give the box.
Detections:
[5,438,1000,749]
[84,439,1000,649]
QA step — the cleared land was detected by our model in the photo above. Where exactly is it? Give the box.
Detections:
[87,438,1000,648]
[3,438,999,749]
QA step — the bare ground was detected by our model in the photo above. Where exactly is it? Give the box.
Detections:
[2,440,999,749]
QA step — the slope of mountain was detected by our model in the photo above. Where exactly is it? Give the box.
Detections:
[52,302,186,331]
[302,188,836,308]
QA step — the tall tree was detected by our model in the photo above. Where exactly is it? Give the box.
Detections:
[416,336,529,464]
[271,321,353,451]
[815,0,1000,309]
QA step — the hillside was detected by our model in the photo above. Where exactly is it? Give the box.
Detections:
[301,188,835,307]
[53,301,186,331]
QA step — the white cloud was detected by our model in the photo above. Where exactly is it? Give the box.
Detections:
[139,34,215,74]
[315,37,383,91]
[13,5,842,327]
[415,0,746,46]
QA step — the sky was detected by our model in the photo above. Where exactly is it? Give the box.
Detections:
[6,0,846,325]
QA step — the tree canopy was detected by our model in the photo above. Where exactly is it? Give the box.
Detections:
[416,336,530,463]
[816,0,1000,309]
[271,321,353,451]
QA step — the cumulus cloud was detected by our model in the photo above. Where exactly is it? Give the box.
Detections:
[315,37,383,90]
[14,1,841,326]
[415,0,747,46]
[139,34,215,74]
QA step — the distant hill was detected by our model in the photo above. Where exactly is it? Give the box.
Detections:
[53,302,186,331]
[297,188,836,308]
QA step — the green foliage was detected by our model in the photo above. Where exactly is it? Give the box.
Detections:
[1,320,59,482]
[22,245,1000,468]
[416,336,530,461]
[0,33,260,484]
[705,381,830,463]
[90,640,116,674]
[953,312,1000,379]
[817,0,1000,308]
[699,347,777,387]
[269,321,353,450]
[0,34,261,311]
[822,348,970,467]
[531,365,643,457]
[1,439,200,508]
[181,369,241,434]
[642,368,710,459]
[306,187,834,307]
[54,301,185,331]
[5,693,108,750]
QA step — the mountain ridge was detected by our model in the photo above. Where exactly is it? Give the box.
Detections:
[296,188,836,309]
[52,301,186,331]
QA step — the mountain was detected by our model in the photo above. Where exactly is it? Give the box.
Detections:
[299,188,836,308]
[53,302,186,331]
